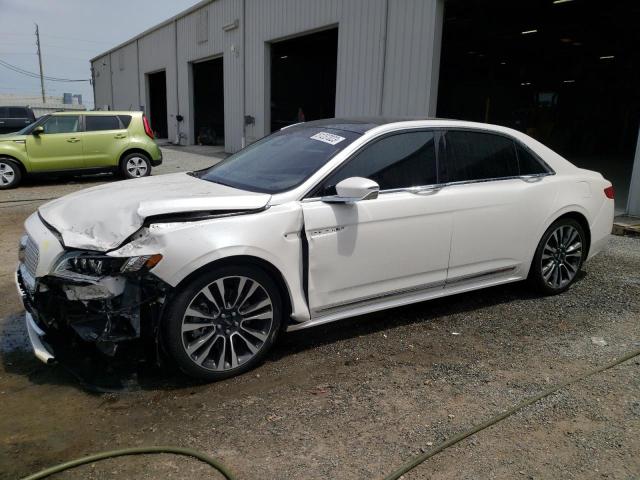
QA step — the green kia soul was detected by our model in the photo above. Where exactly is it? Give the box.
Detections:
[0,111,162,189]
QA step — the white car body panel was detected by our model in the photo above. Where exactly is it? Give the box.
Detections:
[301,190,452,313]
[21,119,614,333]
[110,202,310,321]
[443,177,559,281]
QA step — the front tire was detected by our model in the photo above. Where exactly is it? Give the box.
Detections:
[162,265,282,381]
[0,158,22,189]
[529,218,586,295]
[120,152,151,179]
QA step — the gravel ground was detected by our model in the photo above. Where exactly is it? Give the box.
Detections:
[0,156,638,479]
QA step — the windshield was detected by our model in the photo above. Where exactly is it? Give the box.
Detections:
[15,115,49,135]
[195,127,361,193]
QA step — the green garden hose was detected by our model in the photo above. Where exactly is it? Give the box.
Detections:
[19,446,236,480]
[382,346,640,480]
[20,347,640,480]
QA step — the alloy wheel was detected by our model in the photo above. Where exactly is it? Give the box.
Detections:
[541,224,582,289]
[0,162,16,186]
[180,276,274,371]
[126,156,148,177]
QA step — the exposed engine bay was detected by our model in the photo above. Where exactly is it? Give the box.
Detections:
[17,251,171,359]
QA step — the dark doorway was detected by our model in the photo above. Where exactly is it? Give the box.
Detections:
[437,0,640,211]
[147,70,168,139]
[192,57,225,145]
[270,27,338,132]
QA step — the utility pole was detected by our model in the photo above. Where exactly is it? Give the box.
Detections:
[35,23,45,103]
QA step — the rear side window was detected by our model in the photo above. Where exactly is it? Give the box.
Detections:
[85,115,121,131]
[516,143,547,175]
[118,115,132,128]
[42,116,79,134]
[8,107,28,118]
[317,131,438,195]
[441,131,518,182]
[0,107,7,117]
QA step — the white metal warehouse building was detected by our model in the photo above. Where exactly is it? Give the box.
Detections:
[91,0,640,215]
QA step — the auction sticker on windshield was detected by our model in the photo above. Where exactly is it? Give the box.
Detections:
[310,132,346,145]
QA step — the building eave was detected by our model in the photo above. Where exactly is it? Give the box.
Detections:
[89,0,215,63]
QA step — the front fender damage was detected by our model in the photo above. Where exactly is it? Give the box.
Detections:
[29,270,172,358]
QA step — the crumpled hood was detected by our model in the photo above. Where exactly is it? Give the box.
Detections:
[39,173,271,251]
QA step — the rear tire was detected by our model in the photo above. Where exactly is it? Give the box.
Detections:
[529,218,586,295]
[0,158,22,189]
[120,152,151,179]
[162,265,282,381]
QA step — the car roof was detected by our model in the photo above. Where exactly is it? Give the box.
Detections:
[288,117,437,134]
[50,111,141,116]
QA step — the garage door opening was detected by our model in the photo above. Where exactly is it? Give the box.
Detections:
[270,27,338,132]
[437,0,640,211]
[192,57,224,145]
[147,70,168,139]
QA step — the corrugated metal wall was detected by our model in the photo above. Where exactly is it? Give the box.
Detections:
[138,22,178,141]
[177,0,243,151]
[382,0,443,117]
[91,0,443,152]
[110,42,140,111]
[92,54,112,109]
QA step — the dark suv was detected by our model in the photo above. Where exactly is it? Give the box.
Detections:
[0,106,37,134]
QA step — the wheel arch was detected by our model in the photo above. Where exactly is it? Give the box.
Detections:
[525,207,592,279]
[547,210,591,258]
[173,255,293,325]
[118,148,151,167]
[0,154,27,175]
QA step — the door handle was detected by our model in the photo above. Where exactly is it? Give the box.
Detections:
[114,134,127,139]
[66,138,80,143]
[519,175,544,183]
[409,186,443,196]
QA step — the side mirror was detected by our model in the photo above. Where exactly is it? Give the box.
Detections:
[321,177,380,204]
[32,126,44,136]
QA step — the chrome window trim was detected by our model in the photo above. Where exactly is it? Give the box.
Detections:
[299,125,555,203]
[301,172,555,203]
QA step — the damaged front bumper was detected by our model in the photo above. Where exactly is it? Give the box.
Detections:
[16,261,170,364]
[25,311,55,364]
[16,267,55,363]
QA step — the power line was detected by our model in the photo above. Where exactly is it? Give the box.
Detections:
[0,58,79,80]
[0,59,90,82]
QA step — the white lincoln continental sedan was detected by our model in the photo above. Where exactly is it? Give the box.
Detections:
[16,118,614,380]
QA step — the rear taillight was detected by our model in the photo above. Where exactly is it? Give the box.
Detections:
[604,186,615,199]
[142,115,154,139]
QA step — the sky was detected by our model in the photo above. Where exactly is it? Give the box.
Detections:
[0,0,199,108]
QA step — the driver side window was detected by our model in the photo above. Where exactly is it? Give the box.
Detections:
[314,130,438,196]
[42,116,79,134]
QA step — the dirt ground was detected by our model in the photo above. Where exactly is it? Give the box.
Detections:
[0,150,639,479]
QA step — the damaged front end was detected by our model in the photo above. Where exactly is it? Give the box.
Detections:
[17,249,171,360]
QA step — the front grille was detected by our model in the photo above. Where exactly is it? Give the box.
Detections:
[23,235,39,277]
